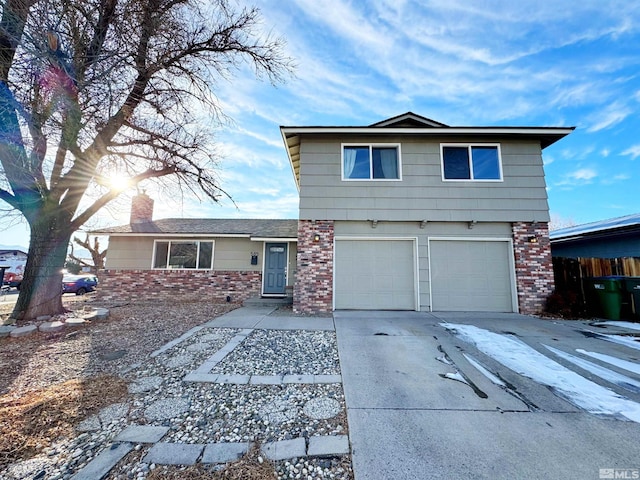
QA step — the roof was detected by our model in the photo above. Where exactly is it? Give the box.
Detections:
[92,218,299,239]
[280,112,575,190]
[550,212,640,241]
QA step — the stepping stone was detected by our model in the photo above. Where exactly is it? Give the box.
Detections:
[303,396,342,420]
[214,374,250,384]
[77,403,129,431]
[186,342,211,352]
[144,398,190,421]
[262,438,306,461]
[100,350,127,361]
[250,375,283,385]
[307,435,350,457]
[114,425,169,443]
[71,442,133,480]
[9,325,37,337]
[283,374,314,384]
[128,376,162,393]
[258,398,297,424]
[82,308,109,321]
[201,442,250,464]
[143,442,204,465]
[39,321,65,333]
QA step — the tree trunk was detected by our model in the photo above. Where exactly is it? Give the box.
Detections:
[11,218,71,323]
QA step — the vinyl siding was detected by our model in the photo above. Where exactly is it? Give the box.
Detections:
[299,136,550,222]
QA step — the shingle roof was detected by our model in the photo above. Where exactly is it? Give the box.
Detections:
[92,218,299,238]
[550,212,640,240]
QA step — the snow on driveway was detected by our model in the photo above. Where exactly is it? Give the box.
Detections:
[441,323,640,423]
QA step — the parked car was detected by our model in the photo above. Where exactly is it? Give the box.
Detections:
[62,275,98,295]
[3,272,22,290]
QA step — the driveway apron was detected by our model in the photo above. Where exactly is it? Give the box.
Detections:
[334,310,640,480]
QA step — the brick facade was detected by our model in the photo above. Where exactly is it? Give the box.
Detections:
[512,222,555,315]
[130,193,154,224]
[96,269,262,303]
[293,220,334,315]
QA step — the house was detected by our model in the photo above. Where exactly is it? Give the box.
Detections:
[550,213,640,258]
[0,249,27,287]
[93,193,298,303]
[281,112,573,315]
[96,112,572,314]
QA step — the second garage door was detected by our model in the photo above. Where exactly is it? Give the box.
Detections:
[429,239,515,312]
[334,239,416,310]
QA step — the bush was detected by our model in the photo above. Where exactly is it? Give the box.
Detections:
[545,290,587,318]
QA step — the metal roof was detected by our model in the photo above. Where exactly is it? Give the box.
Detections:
[550,212,640,241]
[92,218,299,239]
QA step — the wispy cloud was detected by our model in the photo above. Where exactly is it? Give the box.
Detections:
[621,145,640,159]
[587,102,632,132]
[555,167,598,188]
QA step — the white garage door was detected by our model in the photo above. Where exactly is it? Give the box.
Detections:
[430,239,514,312]
[334,239,416,310]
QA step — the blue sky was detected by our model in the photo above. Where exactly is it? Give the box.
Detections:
[2,0,640,250]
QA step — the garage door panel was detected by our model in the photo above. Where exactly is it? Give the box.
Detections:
[335,239,416,310]
[430,240,514,312]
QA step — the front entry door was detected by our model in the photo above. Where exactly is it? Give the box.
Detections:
[263,243,287,295]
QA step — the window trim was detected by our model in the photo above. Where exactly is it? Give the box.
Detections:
[151,239,215,270]
[341,143,402,181]
[440,143,503,182]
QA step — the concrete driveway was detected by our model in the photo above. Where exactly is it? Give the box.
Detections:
[334,311,640,479]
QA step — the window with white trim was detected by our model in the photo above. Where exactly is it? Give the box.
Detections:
[342,144,401,180]
[153,240,214,269]
[441,144,502,181]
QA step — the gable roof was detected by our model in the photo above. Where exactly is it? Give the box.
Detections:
[370,112,449,128]
[550,213,640,241]
[92,218,298,239]
[281,112,574,190]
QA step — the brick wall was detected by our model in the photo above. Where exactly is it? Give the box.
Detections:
[512,222,555,315]
[293,220,334,315]
[96,269,262,303]
[130,193,154,224]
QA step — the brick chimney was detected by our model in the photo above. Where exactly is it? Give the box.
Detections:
[130,192,154,224]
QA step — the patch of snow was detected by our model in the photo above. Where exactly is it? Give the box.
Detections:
[443,371,469,385]
[595,332,640,352]
[462,353,506,387]
[441,323,640,423]
[593,321,640,332]
[576,349,640,376]
[436,355,453,365]
[543,345,640,394]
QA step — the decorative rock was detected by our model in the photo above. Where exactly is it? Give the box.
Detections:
[9,325,37,337]
[144,398,190,421]
[39,321,65,333]
[0,325,15,337]
[65,317,86,327]
[303,397,342,420]
[128,376,162,394]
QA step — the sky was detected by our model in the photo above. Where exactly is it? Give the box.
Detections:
[2,0,640,251]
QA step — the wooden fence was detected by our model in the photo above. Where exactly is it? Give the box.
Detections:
[552,256,640,317]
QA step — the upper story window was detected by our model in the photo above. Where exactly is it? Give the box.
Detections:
[342,144,401,180]
[441,144,502,181]
[153,240,214,269]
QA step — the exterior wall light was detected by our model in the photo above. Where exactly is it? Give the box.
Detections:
[250,252,258,265]
[313,234,320,242]
[528,236,538,244]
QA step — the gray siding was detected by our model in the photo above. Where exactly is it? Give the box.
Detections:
[299,136,550,222]
[551,235,640,259]
[334,220,512,311]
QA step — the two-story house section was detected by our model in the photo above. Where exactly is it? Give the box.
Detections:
[281,112,574,316]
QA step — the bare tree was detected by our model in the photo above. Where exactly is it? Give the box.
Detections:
[68,234,106,273]
[0,0,292,321]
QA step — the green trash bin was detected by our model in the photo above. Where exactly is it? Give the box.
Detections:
[587,276,624,320]
[623,277,640,320]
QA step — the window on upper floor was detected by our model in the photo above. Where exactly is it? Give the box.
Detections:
[342,144,401,180]
[441,144,503,181]
[153,240,214,269]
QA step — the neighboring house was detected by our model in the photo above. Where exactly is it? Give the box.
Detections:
[0,249,27,286]
[550,213,640,258]
[93,193,298,303]
[281,112,573,315]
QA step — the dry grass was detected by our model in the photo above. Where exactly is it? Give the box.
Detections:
[0,374,128,469]
[146,444,277,480]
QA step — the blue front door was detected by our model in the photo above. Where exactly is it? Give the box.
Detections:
[264,243,287,295]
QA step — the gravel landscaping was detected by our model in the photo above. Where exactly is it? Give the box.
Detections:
[0,299,352,480]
